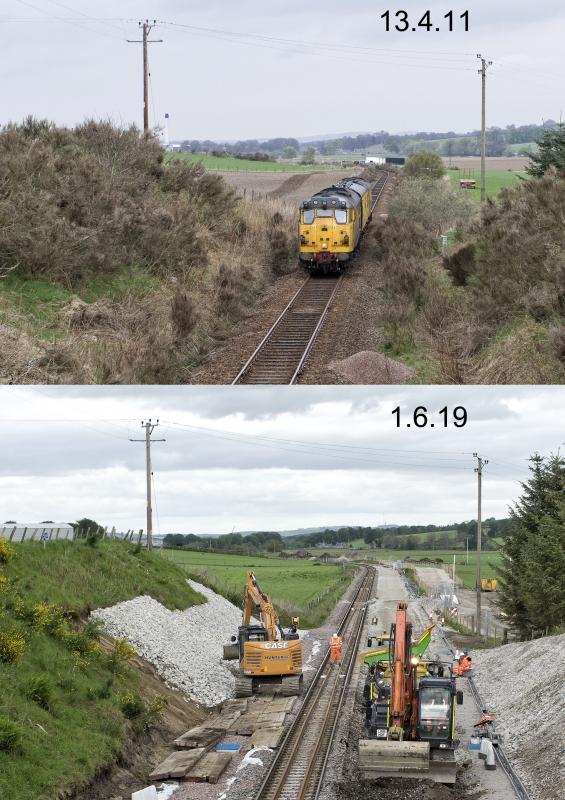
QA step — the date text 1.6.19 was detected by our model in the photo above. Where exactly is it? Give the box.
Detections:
[380,11,469,32]
[392,406,468,428]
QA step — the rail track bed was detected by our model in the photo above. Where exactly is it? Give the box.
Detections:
[254,568,374,800]
[232,174,389,385]
[232,276,342,384]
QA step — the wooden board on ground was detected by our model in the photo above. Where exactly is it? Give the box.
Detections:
[186,750,232,784]
[250,725,286,749]
[149,748,206,781]
[253,696,296,712]
[230,711,286,735]
[221,698,249,713]
[174,725,226,750]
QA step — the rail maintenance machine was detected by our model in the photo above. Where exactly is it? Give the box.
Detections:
[223,572,303,697]
[359,602,463,784]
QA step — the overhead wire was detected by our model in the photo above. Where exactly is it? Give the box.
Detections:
[12,0,125,40]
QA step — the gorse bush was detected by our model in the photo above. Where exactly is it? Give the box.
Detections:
[0,626,26,663]
[0,539,13,565]
[0,118,237,288]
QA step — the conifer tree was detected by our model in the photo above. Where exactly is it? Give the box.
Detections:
[497,454,565,637]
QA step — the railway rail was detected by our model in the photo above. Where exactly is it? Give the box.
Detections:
[232,173,389,385]
[253,567,374,800]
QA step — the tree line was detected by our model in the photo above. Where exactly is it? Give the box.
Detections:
[163,517,511,554]
[176,121,557,160]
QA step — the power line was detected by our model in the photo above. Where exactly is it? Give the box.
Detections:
[12,0,124,40]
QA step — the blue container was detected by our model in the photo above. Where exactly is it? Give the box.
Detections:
[216,743,241,752]
[469,737,481,751]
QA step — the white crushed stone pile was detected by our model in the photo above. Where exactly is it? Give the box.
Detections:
[329,351,416,384]
[472,632,565,800]
[92,580,252,706]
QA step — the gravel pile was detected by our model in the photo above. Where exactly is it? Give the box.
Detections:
[328,351,416,384]
[472,632,565,800]
[92,580,253,706]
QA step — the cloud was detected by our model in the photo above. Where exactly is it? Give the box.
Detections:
[3,1,564,137]
[0,385,561,532]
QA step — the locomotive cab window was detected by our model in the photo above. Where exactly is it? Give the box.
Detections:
[302,209,315,224]
[335,209,347,224]
[316,209,334,217]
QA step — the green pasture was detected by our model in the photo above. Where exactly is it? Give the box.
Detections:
[165,152,327,173]
[447,168,527,201]
[163,549,352,627]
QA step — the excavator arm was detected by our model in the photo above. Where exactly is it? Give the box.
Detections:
[242,572,280,640]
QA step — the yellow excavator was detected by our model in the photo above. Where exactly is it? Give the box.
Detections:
[223,572,303,697]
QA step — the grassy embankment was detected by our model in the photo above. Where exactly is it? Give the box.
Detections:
[166,152,327,172]
[0,539,203,800]
[163,549,354,628]
[0,120,299,384]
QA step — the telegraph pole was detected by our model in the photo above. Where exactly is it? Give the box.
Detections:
[473,453,488,637]
[477,55,492,204]
[130,420,165,549]
[128,20,163,135]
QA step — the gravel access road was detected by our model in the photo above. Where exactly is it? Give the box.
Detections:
[320,565,517,800]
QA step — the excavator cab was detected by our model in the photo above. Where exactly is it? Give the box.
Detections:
[417,679,456,748]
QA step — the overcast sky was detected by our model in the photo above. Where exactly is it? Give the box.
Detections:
[1,386,563,534]
[2,1,564,139]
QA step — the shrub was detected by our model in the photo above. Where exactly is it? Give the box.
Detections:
[147,695,167,723]
[0,716,21,751]
[0,575,10,593]
[119,692,145,719]
[31,602,51,630]
[0,539,13,565]
[24,676,52,710]
[0,627,26,663]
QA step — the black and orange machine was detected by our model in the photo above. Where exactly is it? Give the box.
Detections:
[223,572,303,697]
[359,603,463,784]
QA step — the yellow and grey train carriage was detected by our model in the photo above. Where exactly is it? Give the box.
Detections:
[298,177,372,273]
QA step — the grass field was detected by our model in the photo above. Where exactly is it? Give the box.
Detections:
[163,549,353,627]
[165,152,327,173]
[0,540,203,800]
[297,546,502,589]
[447,168,527,201]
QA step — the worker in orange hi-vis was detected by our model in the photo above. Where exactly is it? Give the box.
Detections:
[329,633,343,664]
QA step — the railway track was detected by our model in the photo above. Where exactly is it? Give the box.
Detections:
[253,567,374,800]
[232,173,389,385]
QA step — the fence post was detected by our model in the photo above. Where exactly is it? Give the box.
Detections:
[494,626,497,646]
[9,526,16,542]
[503,628,508,644]
[137,529,143,545]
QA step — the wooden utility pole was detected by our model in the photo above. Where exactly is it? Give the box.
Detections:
[477,55,492,204]
[130,420,165,549]
[473,453,488,637]
[128,20,163,135]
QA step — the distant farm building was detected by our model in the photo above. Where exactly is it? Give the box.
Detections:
[460,179,477,189]
[365,155,406,166]
[1,522,74,542]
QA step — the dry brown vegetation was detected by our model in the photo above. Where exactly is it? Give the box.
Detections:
[0,118,296,383]
[375,172,565,383]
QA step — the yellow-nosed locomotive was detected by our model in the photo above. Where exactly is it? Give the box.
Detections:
[298,177,372,273]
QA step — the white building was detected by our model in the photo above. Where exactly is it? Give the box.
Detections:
[0,523,75,542]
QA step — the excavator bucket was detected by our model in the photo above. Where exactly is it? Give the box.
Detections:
[358,740,456,784]
[362,624,435,667]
